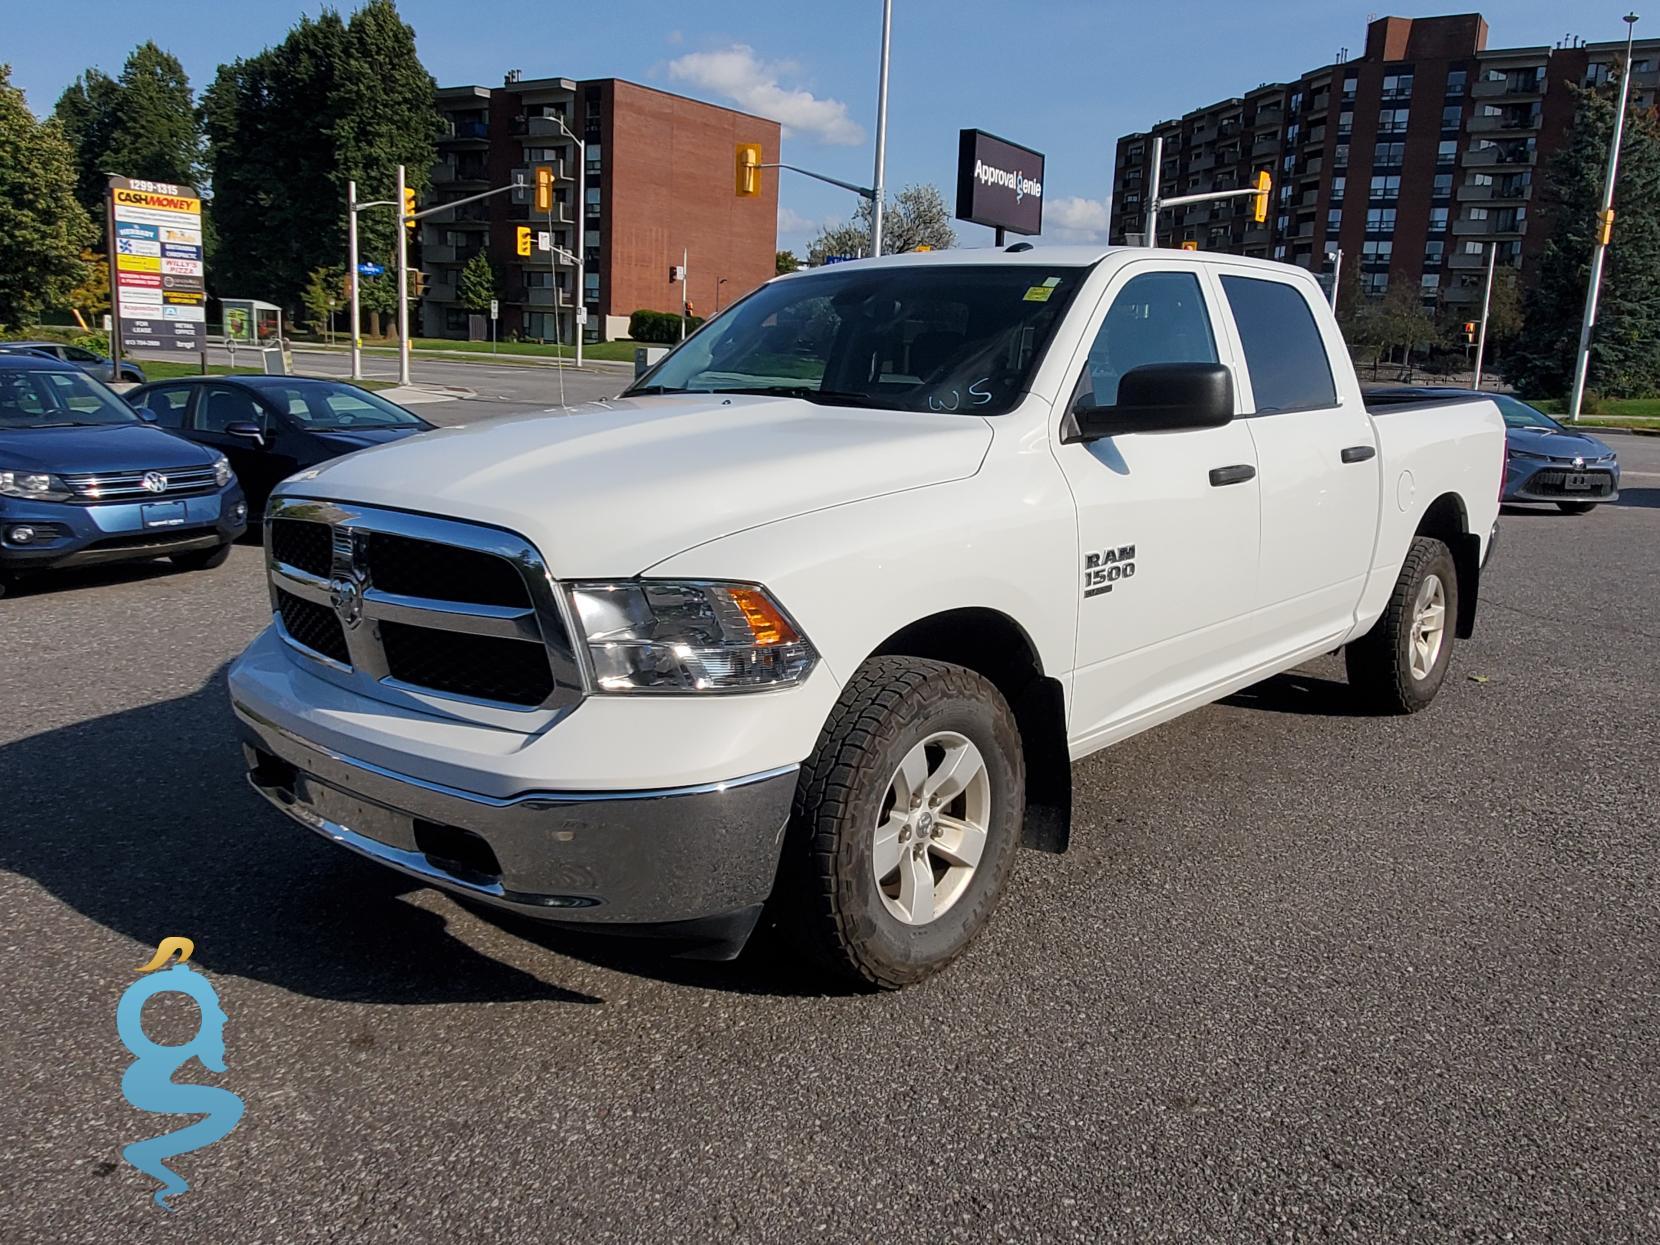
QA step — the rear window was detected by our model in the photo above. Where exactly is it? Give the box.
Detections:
[1219,275,1338,414]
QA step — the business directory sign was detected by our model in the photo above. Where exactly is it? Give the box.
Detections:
[107,175,206,353]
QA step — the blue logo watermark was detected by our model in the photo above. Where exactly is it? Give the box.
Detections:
[116,938,244,1210]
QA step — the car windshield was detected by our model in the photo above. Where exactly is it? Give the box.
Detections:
[1495,395,1563,431]
[254,382,425,431]
[626,263,1090,415]
[0,367,138,429]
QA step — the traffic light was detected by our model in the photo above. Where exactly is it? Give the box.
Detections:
[403,186,416,232]
[1463,320,1477,344]
[1597,207,1616,246]
[516,226,533,257]
[1180,239,1199,251]
[411,271,428,297]
[534,164,555,213]
[735,142,762,197]
[1251,170,1271,224]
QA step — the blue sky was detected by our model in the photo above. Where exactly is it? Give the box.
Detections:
[6,1,1619,252]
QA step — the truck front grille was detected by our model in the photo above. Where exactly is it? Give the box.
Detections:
[264,499,582,715]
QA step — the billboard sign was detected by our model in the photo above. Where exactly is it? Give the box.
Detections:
[955,129,1045,237]
[108,175,205,352]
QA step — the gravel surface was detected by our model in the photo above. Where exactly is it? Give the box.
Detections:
[3,438,1657,1243]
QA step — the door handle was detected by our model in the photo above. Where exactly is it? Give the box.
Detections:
[1208,464,1256,487]
[1340,445,1377,464]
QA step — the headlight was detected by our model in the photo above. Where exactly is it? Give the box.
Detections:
[1506,447,1547,461]
[212,455,232,487]
[0,470,73,502]
[568,580,817,693]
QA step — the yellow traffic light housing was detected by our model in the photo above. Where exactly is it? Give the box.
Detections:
[1463,320,1477,344]
[411,271,428,297]
[1597,208,1616,246]
[1180,239,1199,251]
[403,186,417,231]
[534,165,555,214]
[1251,170,1271,225]
[516,226,533,257]
[736,142,762,197]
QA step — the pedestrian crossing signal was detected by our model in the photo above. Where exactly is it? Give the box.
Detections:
[1463,320,1477,344]
[534,165,554,214]
[1251,171,1271,225]
[516,226,533,257]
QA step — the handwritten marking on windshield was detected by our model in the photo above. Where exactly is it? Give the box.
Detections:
[969,379,993,405]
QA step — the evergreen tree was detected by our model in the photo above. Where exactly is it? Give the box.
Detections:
[0,66,94,328]
[457,250,499,312]
[1507,83,1660,398]
[203,0,442,320]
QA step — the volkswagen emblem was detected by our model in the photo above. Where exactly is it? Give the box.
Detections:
[141,471,168,494]
[328,576,364,630]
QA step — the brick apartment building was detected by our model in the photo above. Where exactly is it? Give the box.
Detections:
[422,77,780,343]
[1109,14,1660,313]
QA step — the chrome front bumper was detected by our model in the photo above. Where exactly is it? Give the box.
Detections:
[235,703,797,939]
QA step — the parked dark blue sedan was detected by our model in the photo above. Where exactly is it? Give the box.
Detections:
[123,375,433,513]
[0,355,246,598]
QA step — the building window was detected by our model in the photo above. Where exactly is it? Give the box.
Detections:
[1342,75,1358,101]
[1330,176,1346,203]
[1381,72,1414,100]
[1337,110,1354,137]
[1378,108,1411,134]
[1441,104,1462,132]
[1363,271,1389,295]
[1420,272,1441,290]
[1471,172,1494,187]
[444,308,470,331]
[1374,142,1405,168]
[1429,206,1449,231]
[1425,239,1445,264]
[1273,244,1288,260]
[1334,144,1349,169]
[1586,61,1613,88]
[1437,140,1458,166]
[1445,69,1467,97]
[1433,173,1454,197]
[1362,240,1393,265]
[1468,206,1490,221]
[1289,90,1304,113]
[1327,208,1343,231]
[1464,241,1485,256]
[1366,207,1397,234]
[1369,175,1400,201]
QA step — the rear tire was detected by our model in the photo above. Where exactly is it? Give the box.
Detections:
[1345,535,1458,715]
[171,542,233,572]
[1556,501,1597,515]
[777,656,1024,991]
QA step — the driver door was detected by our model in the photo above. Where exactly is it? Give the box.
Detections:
[192,385,274,499]
[1056,263,1262,747]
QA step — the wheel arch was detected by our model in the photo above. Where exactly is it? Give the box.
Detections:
[1414,491,1480,639]
[871,607,1070,854]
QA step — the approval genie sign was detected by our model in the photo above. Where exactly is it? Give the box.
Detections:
[955,130,1045,237]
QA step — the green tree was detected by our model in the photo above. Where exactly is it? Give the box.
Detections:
[54,43,201,245]
[1350,283,1437,376]
[457,250,499,312]
[808,184,958,263]
[203,0,441,322]
[67,250,111,322]
[775,249,800,275]
[301,265,345,336]
[1508,83,1660,397]
[0,66,94,329]
[358,273,397,339]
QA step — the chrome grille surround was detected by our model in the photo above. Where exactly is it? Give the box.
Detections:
[63,464,219,501]
[265,496,585,722]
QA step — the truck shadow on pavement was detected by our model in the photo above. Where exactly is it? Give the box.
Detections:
[1219,670,1371,718]
[0,670,602,1007]
[1617,487,1660,509]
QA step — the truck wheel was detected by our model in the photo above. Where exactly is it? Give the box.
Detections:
[779,656,1024,990]
[171,542,233,572]
[1345,535,1458,714]
[1556,501,1597,515]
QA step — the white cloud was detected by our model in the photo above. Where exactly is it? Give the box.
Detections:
[1044,196,1111,243]
[667,44,865,146]
[777,205,818,235]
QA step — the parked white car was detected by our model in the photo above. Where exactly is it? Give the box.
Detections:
[229,247,1504,988]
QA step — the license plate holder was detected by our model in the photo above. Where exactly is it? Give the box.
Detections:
[141,501,188,528]
[1563,473,1592,491]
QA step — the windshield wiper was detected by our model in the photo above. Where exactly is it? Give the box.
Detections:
[701,385,884,408]
[627,384,681,395]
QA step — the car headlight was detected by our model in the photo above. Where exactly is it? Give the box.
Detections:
[0,470,73,502]
[1506,447,1547,461]
[212,455,232,487]
[567,580,817,693]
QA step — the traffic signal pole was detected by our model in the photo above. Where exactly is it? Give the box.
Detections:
[396,164,411,386]
[1142,136,1271,248]
[1473,242,1498,392]
[348,180,361,380]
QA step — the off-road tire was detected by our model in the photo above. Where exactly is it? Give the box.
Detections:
[171,542,233,572]
[777,657,1024,991]
[1345,535,1459,715]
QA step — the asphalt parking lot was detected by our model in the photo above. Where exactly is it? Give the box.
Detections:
[3,437,1657,1242]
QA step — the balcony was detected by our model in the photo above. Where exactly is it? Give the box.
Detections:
[431,162,489,186]
[1453,215,1525,237]
[1472,76,1543,100]
[523,115,572,139]
[1468,111,1540,133]
[438,118,489,143]
[522,287,572,308]
[423,281,457,304]
[422,243,458,263]
[1462,145,1536,168]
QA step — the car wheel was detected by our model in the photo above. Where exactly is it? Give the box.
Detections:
[1556,501,1597,515]
[1345,535,1459,715]
[171,542,233,572]
[776,656,1024,990]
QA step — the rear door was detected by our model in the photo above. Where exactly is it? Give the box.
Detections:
[1213,269,1380,651]
[192,384,273,495]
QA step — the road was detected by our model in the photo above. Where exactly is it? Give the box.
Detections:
[3,436,1658,1241]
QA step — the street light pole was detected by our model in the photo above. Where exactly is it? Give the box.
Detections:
[554,115,586,368]
[870,0,893,257]
[348,179,362,380]
[1143,136,1164,247]
[1327,247,1343,309]
[1473,241,1498,391]
[395,163,411,386]
[1569,12,1640,422]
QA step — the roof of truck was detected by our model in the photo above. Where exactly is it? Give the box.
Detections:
[783,245,1310,278]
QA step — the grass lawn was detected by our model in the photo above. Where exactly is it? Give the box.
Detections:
[137,360,396,390]
[1526,396,1660,430]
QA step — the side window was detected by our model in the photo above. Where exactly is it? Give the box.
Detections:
[1218,275,1338,414]
[1081,271,1218,408]
[196,386,265,434]
[139,384,194,429]
[63,346,100,362]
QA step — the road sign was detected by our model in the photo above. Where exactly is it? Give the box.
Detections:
[1180,240,1199,251]
[108,175,204,353]
[576,307,588,325]
[357,262,385,277]
[490,299,499,320]
[537,231,552,252]
[822,255,854,265]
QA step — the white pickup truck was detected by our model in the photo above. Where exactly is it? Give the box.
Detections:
[230,247,1504,989]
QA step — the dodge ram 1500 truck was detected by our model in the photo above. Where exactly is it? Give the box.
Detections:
[229,247,1504,989]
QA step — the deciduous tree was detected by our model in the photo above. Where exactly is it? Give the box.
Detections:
[0,66,94,329]
[808,184,958,263]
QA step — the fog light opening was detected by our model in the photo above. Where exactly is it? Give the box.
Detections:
[7,526,35,544]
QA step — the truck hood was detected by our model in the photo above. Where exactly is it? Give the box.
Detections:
[275,394,994,575]
[0,422,216,474]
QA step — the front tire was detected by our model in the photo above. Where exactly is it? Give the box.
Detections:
[171,541,233,572]
[778,657,1024,990]
[1345,535,1458,714]
[1556,501,1597,515]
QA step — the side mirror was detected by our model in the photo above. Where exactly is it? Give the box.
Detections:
[1070,362,1234,442]
[135,406,158,423]
[225,421,265,444]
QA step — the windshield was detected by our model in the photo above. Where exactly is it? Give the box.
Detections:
[255,382,425,431]
[1495,395,1563,432]
[0,367,138,429]
[626,263,1089,415]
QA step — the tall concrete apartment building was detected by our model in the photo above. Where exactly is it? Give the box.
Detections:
[1109,14,1660,312]
[422,77,780,342]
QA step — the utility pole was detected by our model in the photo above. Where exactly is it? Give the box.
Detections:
[1143,136,1163,247]
[553,114,586,368]
[870,0,893,257]
[348,179,361,380]
[680,247,689,342]
[395,163,411,386]
[1473,242,1498,391]
[1327,247,1344,309]
[1569,11,1640,422]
